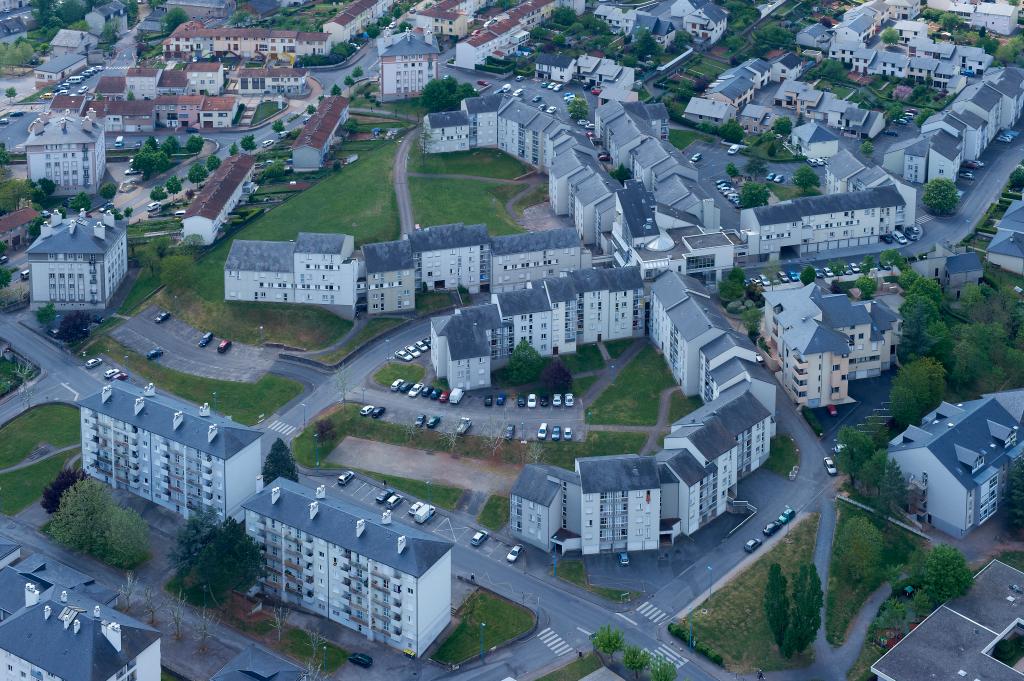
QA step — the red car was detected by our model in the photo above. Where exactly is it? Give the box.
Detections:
[477,80,489,86]
[591,87,602,95]
[217,339,232,354]
[439,390,450,403]
[826,404,838,416]
[113,372,128,381]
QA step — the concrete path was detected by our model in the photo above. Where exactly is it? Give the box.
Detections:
[394,127,419,236]
[0,443,78,474]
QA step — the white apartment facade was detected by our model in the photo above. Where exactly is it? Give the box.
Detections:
[378,31,439,100]
[409,222,490,293]
[182,154,256,245]
[25,110,106,195]
[79,382,262,520]
[244,479,452,657]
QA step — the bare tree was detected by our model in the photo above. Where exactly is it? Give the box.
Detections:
[402,422,419,443]
[141,586,161,625]
[271,605,290,642]
[193,607,219,652]
[167,592,186,640]
[303,658,327,681]
[527,441,545,465]
[486,418,505,459]
[118,571,138,612]
[334,366,351,404]
[305,628,327,668]
[15,360,32,409]
[442,429,459,452]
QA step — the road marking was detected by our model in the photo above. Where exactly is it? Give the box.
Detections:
[576,627,592,636]
[536,628,573,656]
[60,383,79,401]
[267,420,298,435]
[616,612,638,626]
[649,644,689,668]
[637,601,669,623]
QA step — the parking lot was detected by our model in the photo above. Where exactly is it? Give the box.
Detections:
[109,306,277,382]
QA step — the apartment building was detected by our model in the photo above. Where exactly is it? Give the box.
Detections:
[363,240,415,314]
[292,95,349,171]
[454,0,582,69]
[233,67,308,96]
[412,0,486,37]
[378,31,439,101]
[79,382,262,520]
[24,110,106,195]
[928,0,1018,34]
[26,211,127,311]
[224,232,359,317]
[422,110,470,153]
[740,185,913,259]
[162,24,329,59]
[243,479,452,657]
[183,154,256,245]
[489,228,588,292]
[323,0,396,45]
[762,283,900,408]
[409,223,490,294]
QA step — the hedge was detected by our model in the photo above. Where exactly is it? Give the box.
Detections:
[667,623,724,667]
[801,406,823,436]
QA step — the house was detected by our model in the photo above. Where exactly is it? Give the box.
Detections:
[378,31,439,101]
[0,17,27,44]
[873,560,1024,680]
[80,381,262,520]
[138,6,166,32]
[790,121,840,158]
[244,479,452,657]
[796,22,832,51]
[632,12,676,45]
[163,25,328,59]
[670,0,728,46]
[886,0,920,20]
[224,232,358,316]
[324,0,397,45]
[49,29,97,57]
[33,53,87,89]
[89,99,157,133]
[893,19,927,43]
[888,393,1024,536]
[762,283,900,407]
[910,245,984,298]
[125,67,160,100]
[291,95,348,171]
[24,110,106,195]
[48,95,88,115]
[883,130,962,183]
[185,61,224,95]
[198,95,238,128]
[85,0,127,36]
[535,53,575,83]
[825,149,902,194]
[233,67,308,96]
[595,4,635,33]
[182,154,256,244]
[95,75,126,100]
[738,103,775,133]
[971,2,1018,36]
[683,96,736,125]
[165,0,235,19]
[211,645,304,681]
[988,202,1024,273]
[422,110,470,153]
[574,55,635,92]
[454,0,560,69]
[0,207,37,252]
[363,240,415,313]
[770,52,805,83]
[706,58,770,109]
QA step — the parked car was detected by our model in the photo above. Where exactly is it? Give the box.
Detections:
[507,545,523,562]
[470,530,489,546]
[198,332,213,347]
[690,153,702,163]
[217,339,232,353]
[336,471,355,486]
[823,267,835,277]
[823,456,838,476]
[408,383,423,397]
[882,129,899,136]
[618,552,630,566]
[744,538,763,553]
[371,406,386,419]
[496,393,506,406]
[439,391,450,403]
[427,415,441,429]
[384,494,403,509]
[374,487,395,504]
[85,358,103,368]
[153,311,171,323]
[763,521,781,536]
[348,653,373,669]
[505,424,515,440]
[528,393,537,408]
[146,347,164,360]
[360,405,375,417]
[415,414,426,427]
[727,144,740,154]
[517,394,526,407]
[104,368,120,380]
[113,372,128,381]
[551,425,561,441]
[484,394,493,407]
[778,507,797,525]
[553,394,562,407]
[537,422,548,440]
[564,393,574,407]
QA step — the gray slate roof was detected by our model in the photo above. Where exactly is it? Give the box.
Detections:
[577,454,659,493]
[78,382,262,460]
[536,53,575,68]
[749,185,905,225]
[294,231,350,255]
[435,304,503,360]
[510,464,578,505]
[15,554,118,606]
[945,251,982,275]
[244,478,452,577]
[27,216,125,257]
[617,180,659,239]
[671,385,772,459]
[490,228,579,255]
[497,286,551,317]
[225,239,295,273]
[211,644,305,681]
[426,110,468,128]
[35,54,86,74]
[989,228,1024,259]
[363,239,413,273]
[660,450,714,485]
[408,222,489,252]
[462,93,504,114]
[380,31,439,57]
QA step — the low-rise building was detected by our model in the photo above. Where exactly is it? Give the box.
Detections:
[291,95,348,171]
[790,121,840,158]
[244,478,452,657]
[670,0,727,46]
[80,381,262,520]
[165,0,235,19]
[126,67,160,100]
[85,0,127,36]
[233,67,308,96]
[95,75,126,100]
[182,154,256,244]
[33,53,87,89]
[988,200,1024,274]
[378,31,439,101]
[225,232,358,316]
[198,95,238,128]
[185,61,224,95]
[363,240,415,313]
[49,29,97,57]
[163,24,328,59]
[323,0,396,45]
[683,96,736,125]
[0,207,38,253]
[24,110,106,196]
[535,53,575,82]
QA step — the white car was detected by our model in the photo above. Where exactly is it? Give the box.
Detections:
[553,394,562,407]
[506,545,523,563]
[727,144,740,154]
[564,393,574,407]
[406,345,421,358]
[563,426,573,441]
[390,378,403,392]
[408,383,423,397]
[545,106,557,114]
[359,405,375,416]
[261,139,275,148]
[103,368,119,379]
[823,456,838,476]
[527,393,537,408]
[408,501,424,516]
[395,349,414,361]
[512,88,523,97]
[85,358,103,368]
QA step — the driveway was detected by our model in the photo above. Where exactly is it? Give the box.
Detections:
[110,306,276,382]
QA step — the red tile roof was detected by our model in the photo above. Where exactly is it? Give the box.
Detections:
[158,69,188,88]
[184,154,255,220]
[96,76,125,94]
[201,95,235,111]
[0,207,39,234]
[186,62,222,72]
[126,67,159,78]
[293,95,348,152]
[466,0,553,46]
[48,95,86,113]
[167,25,327,40]
[235,67,308,78]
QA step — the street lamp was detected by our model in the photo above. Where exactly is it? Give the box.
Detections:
[707,564,713,600]
[301,402,307,427]
[314,432,320,468]
[321,644,327,672]
[426,480,431,505]
[212,391,218,412]
[479,622,486,661]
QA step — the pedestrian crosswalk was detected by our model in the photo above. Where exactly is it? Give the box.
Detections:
[916,213,936,225]
[646,644,689,669]
[537,628,573,657]
[267,420,298,436]
[636,601,669,624]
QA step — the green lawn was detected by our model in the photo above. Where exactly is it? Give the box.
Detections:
[416,291,454,315]
[539,431,647,469]
[409,147,530,179]
[432,591,535,664]
[770,185,818,202]
[535,654,603,681]
[826,505,924,645]
[572,375,599,398]
[675,514,820,672]
[763,435,798,477]
[409,177,524,235]
[250,101,282,125]
[560,345,604,374]
[477,494,509,531]
[554,559,638,602]
[282,629,348,672]
[373,362,424,387]
[588,346,676,426]
[315,317,405,365]
[350,468,463,510]
[88,338,302,425]
[119,268,162,315]
[0,450,76,515]
[0,404,81,469]
[669,129,714,152]
[668,391,702,422]
[603,338,634,358]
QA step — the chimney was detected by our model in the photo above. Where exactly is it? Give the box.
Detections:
[60,590,67,603]
[309,501,319,519]
[68,221,76,236]
[255,474,264,493]
[102,621,122,652]
[49,211,61,227]
[271,486,281,504]
[79,208,86,220]
[93,605,100,618]
[397,535,407,554]
[356,518,366,537]
[382,510,392,525]
[103,210,116,228]
[143,383,155,396]
[134,396,144,415]
[43,605,51,620]
[199,402,211,417]
[101,384,112,403]
[172,410,184,430]
[73,619,81,635]
[207,423,218,442]
[315,484,326,499]
[93,220,105,241]
[24,583,38,608]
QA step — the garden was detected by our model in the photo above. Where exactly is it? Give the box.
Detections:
[432,591,535,664]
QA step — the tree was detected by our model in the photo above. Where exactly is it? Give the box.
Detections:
[99,182,117,200]
[853,275,876,298]
[149,186,167,201]
[566,96,589,122]
[799,265,816,285]
[772,116,793,136]
[306,105,316,115]
[1010,166,1024,190]
[745,158,767,177]
[622,645,651,680]
[185,135,204,154]
[240,135,257,152]
[836,426,877,487]
[923,545,972,603]
[633,28,661,60]
[188,163,209,185]
[264,161,286,180]
[69,192,91,212]
[741,182,770,208]
[161,135,180,156]
[263,438,298,483]
[860,140,874,156]
[229,142,239,155]
[162,6,188,32]
[41,467,85,514]
[719,277,745,302]
[48,479,150,569]
[105,506,151,569]
[726,162,740,177]
[35,302,56,327]
[192,518,262,600]
[206,154,221,172]
[922,178,959,215]
[783,563,823,657]
[881,27,899,45]
[649,656,677,681]
[764,563,790,648]
[271,605,290,642]
[141,586,161,625]
[875,456,908,517]
[592,624,624,664]
[165,175,182,195]
[170,507,219,576]
[4,87,14,102]
[610,164,632,183]
[272,119,285,134]
[891,357,946,427]
[719,119,744,143]
[331,83,342,96]
[57,311,91,343]
[119,571,138,611]
[420,76,477,113]
[167,592,186,640]
[835,515,883,584]
[37,178,55,197]
[940,11,961,31]
[505,339,545,385]
[0,268,11,290]
[1007,458,1024,531]
[539,359,572,394]
[793,165,820,193]
[352,66,363,78]
[741,307,763,338]
[132,148,171,179]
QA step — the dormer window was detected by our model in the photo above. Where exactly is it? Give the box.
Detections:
[973,455,985,474]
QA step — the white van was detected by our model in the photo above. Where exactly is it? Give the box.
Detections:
[146,202,162,213]
[19,269,29,281]
[500,83,512,93]
[114,136,124,148]
[67,75,84,84]
[537,422,548,440]
[727,144,740,155]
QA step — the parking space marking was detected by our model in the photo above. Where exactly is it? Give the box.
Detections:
[647,645,689,669]
[536,628,573,656]
[636,601,669,624]
[267,420,298,436]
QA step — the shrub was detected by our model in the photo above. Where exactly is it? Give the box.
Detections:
[801,406,823,436]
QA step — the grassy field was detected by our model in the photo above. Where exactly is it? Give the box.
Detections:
[763,435,798,477]
[676,514,820,672]
[588,346,676,426]
[535,654,603,681]
[432,591,535,664]
[416,291,454,315]
[409,177,524,235]
[539,431,647,469]
[477,494,509,531]
[572,375,599,398]
[560,345,604,374]
[315,317,405,365]
[0,450,76,515]
[555,559,638,602]
[0,404,80,469]
[668,391,702,422]
[603,338,634,358]
[409,147,529,179]
[250,101,282,125]
[770,184,818,201]
[282,628,348,672]
[350,468,463,510]
[373,362,424,387]
[119,269,162,314]
[88,338,302,425]
[826,505,924,645]
[668,129,714,151]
